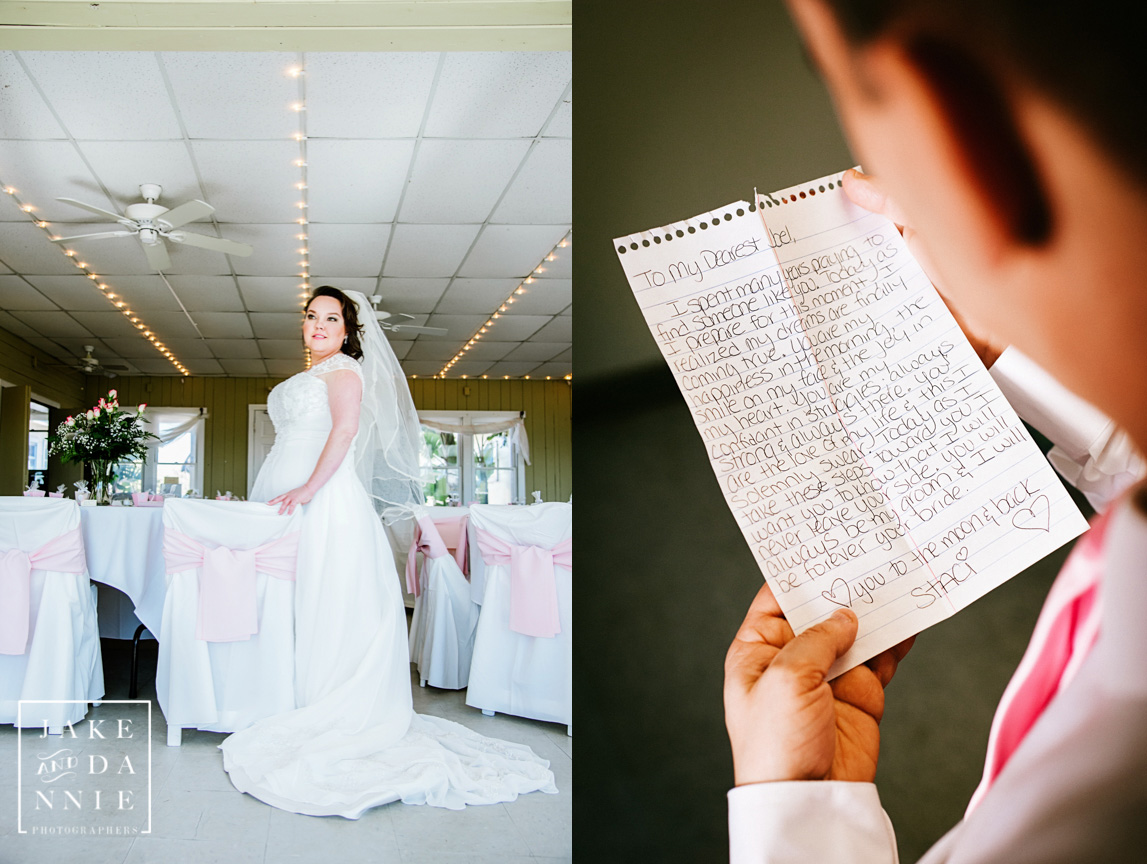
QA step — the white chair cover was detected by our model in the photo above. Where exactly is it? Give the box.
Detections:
[156,500,300,738]
[0,497,104,730]
[465,502,572,727]
[408,509,479,690]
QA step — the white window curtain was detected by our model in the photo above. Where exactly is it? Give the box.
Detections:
[142,409,207,444]
[417,410,531,465]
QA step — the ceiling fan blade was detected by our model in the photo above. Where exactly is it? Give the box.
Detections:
[142,238,172,271]
[166,231,253,257]
[376,311,416,324]
[155,199,214,230]
[50,230,137,243]
[387,325,449,335]
[57,197,127,222]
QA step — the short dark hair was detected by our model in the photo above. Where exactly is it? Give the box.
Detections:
[307,286,364,361]
[822,0,1145,181]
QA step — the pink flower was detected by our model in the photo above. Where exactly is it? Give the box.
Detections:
[65,416,74,425]
[93,407,101,418]
[138,403,148,411]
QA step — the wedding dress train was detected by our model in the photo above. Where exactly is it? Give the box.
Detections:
[218,353,556,816]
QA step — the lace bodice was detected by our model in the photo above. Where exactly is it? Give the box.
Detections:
[267,353,364,437]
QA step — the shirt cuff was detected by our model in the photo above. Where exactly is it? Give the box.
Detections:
[989,347,1145,512]
[728,781,898,864]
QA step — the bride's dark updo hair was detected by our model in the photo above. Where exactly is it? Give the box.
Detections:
[307,286,364,361]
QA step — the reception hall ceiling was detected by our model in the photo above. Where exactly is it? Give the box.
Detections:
[0,50,571,379]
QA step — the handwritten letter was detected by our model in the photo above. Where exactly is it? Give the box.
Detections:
[615,171,1087,676]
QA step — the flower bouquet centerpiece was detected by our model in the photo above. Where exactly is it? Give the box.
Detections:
[48,390,157,505]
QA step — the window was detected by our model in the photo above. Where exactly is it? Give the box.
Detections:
[114,408,205,497]
[28,401,49,472]
[418,411,526,506]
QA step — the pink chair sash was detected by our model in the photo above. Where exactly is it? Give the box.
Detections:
[0,526,87,655]
[405,514,470,596]
[967,508,1109,814]
[163,530,299,643]
[473,527,570,638]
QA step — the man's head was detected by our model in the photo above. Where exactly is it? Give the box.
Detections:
[787,0,1147,447]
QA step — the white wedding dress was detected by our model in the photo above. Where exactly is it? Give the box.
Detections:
[218,352,557,816]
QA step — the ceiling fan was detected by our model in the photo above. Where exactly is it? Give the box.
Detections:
[45,345,129,378]
[369,295,447,335]
[51,183,253,272]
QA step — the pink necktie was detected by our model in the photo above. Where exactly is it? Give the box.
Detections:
[473,528,570,638]
[0,526,87,655]
[967,508,1110,813]
[163,530,299,642]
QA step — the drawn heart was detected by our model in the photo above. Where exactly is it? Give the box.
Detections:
[1011,493,1050,532]
[821,577,852,609]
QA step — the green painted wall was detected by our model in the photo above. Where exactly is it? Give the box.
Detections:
[79,374,573,502]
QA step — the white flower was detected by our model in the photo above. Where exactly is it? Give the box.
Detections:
[108,389,117,399]
[85,409,94,420]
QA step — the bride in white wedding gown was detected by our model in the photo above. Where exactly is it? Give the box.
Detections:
[218,286,556,817]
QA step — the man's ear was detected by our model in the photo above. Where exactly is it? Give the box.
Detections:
[901,35,1051,246]
[788,0,1052,249]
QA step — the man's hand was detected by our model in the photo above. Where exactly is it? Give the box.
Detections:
[843,167,1005,369]
[724,581,913,786]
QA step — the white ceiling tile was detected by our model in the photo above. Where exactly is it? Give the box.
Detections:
[492,139,571,224]
[424,53,571,138]
[131,358,182,374]
[136,311,201,339]
[191,141,300,222]
[458,225,569,278]
[87,274,182,312]
[161,52,299,140]
[0,141,116,224]
[0,189,29,223]
[0,53,66,138]
[189,312,254,339]
[181,358,225,375]
[538,245,571,278]
[257,339,303,359]
[206,339,262,359]
[101,337,165,359]
[477,314,551,341]
[219,358,269,376]
[307,223,390,277]
[12,310,95,338]
[49,337,115,361]
[29,279,123,314]
[502,342,568,362]
[49,223,152,274]
[398,360,444,377]
[225,223,310,277]
[455,340,514,361]
[0,310,45,340]
[20,52,182,140]
[434,278,519,314]
[375,278,448,314]
[265,358,304,377]
[387,339,412,359]
[250,312,302,339]
[67,310,146,338]
[305,53,439,139]
[529,316,572,342]
[404,341,459,361]
[383,223,479,277]
[484,360,544,378]
[306,140,412,223]
[77,141,201,208]
[545,90,572,138]
[418,313,486,341]
[502,278,570,315]
[531,361,572,378]
[0,276,57,310]
[166,276,245,311]
[0,260,10,273]
[157,338,215,359]
[444,360,493,377]
[305,277,379,296]
[551,347,571,363]
[237,276,308,312]
[401,140,530,223]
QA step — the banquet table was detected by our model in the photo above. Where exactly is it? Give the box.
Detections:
[79,505,166,641]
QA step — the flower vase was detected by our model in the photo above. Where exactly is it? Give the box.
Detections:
[88,459,116,505]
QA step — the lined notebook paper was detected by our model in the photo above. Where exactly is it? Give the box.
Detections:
[614,170,1088,677]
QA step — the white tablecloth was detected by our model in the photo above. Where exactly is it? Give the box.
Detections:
[79,506,166,641]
